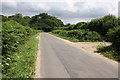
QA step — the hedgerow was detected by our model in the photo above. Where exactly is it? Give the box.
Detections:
[2,20,35,55]
[52,30,102,42]
[108,26,120,47]
[108,26,120,55]
[2,20,39,77]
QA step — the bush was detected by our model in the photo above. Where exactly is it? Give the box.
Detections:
[96,26,120,61]
[2,20,36,55]
[52,30,68,36]
[53,27,68,30]
[97,46,120,61]
[72,22,87,29]
[108,27,120,43]
[52,30,102,42]
[108,26,120,51]
[2,20,39,73]
[88,15,118,36]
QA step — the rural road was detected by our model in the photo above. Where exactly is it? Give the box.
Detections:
[39,33,118,78]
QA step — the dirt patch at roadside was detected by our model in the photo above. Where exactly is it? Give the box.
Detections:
[73,42,111,54]
[49,34,118,65]
[73,42,118,66]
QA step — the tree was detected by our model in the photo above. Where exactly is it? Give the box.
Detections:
[29,13,64,32]
[21,16,31,26]
[8,14,31,26]
[8,13,23,23]
[88,15,118,36]
[64,23,71,27]
[73,22,86,29]
[0,15,8,22]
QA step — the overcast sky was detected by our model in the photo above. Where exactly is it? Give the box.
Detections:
[1,0,119,24]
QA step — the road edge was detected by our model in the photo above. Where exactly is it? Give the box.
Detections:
[48,33,118,66]
[33,33,41,78]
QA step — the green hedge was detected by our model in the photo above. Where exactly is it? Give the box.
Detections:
[2,20,36,55]
[2,20,39,76]
[108,26,120,45]
[108,26,120,52]
[96,26,120,61]
[52,30,102,42]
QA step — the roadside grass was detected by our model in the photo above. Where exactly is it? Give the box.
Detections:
[97,46,120,61]
[50,32,102,42]
[2,33,40,79]
[50,32,120,62]
[49,32,81,42]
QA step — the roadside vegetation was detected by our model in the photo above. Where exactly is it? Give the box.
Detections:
[97,26,120,61]
[2,34,39,78]
[51,30,102,42]
[1,16,43,78]
[50,15,120,61]
[1,13,120,79]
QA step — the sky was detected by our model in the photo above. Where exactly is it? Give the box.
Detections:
[0,0,119,24]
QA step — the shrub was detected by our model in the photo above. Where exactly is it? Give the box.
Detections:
[2,20,36,55]
[53,27,68,30]
[108,26,120,51]
[52,30,102,42]
[2,20,39,78]
[97,46,120,61]
[88,15,118,36]
[96,26,120,61]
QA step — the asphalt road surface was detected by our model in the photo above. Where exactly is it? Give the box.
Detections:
[39,33,118,78]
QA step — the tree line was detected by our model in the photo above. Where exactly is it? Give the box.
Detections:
[1,13,120,61]
[52,15,120,61]
[1,13,64,32]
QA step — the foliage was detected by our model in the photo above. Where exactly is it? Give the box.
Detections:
[118,18,120,26]
[96,26,120,62]
[73,22,86,29]
[108,26,120,45]
[52,30,102,42]
[97,46,120,61]
[2,34,39,78]
[0,15,8,22]
[2,20,40,78]
[87,15,118,35]
[107,26,120,54]
[64,23,71,27]
[8,13,31,26]
[67,25,75,30]
[53,27,68,30]
[2,20,35,55]
[8,14,23,23]
[29,13,64,32]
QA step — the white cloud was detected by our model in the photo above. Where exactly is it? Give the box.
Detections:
[2,0,17,7]
[36,3,50,11]
[1,0,119,24]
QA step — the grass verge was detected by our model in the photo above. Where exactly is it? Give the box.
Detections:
[97,46,120,61]
[50,32,119,62]
[50,32,102,42]
[2,33,40,79]
[49,32,79,42]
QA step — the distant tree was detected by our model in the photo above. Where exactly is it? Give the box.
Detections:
[67,25,74,30]
[8,13,23,23]
[21,16,31,26]
[118,18,120,26]
[8,14,31,26]
[30,13,64,32]
[64,23,71,27]
[0,15,8,22]
[88,15,118,35]
[73,22,86,29]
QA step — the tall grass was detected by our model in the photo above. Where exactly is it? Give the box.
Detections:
[2,34,39,78]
